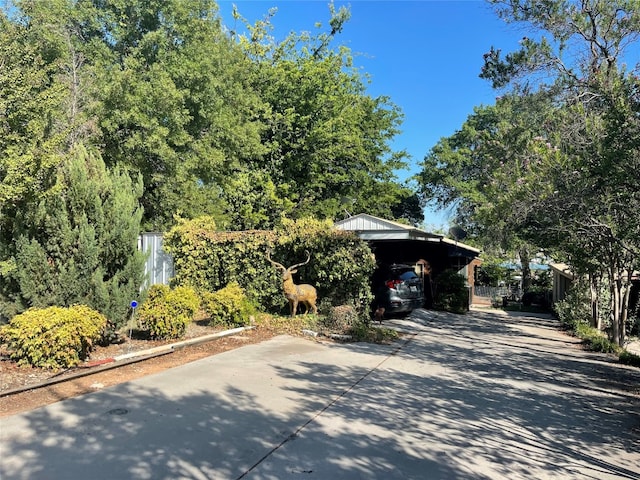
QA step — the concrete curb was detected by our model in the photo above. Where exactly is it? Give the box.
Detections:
[0,325,255,398]
[113,326,252,361]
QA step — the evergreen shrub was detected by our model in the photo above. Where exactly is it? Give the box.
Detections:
[201,282,256,327]
[0,305,107,369]
[7,145,145,330]
[554,282,591,329]
[433,269,469,314]
[137,285,200,339]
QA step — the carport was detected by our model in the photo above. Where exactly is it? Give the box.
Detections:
[334,213,481,307]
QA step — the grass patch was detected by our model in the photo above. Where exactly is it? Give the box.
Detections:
[253,313,320,335]
[253,312,400,344]
[619,350,640,367]
[560,317,640,367]
[349,323,400,343]
[571,322,621,354]
[501,303,550,314]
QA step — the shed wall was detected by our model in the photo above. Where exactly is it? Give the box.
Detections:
[139,233,174,288]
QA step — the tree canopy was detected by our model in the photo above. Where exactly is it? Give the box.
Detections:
[418,0,640,344]
[0,0,421,321]
[228,3,422,226]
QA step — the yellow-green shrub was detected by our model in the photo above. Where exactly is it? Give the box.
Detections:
[0,305,107,370]
[201,282,255,327]
[137,285,200,339]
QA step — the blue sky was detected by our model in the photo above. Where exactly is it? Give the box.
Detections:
[217,0,525,228]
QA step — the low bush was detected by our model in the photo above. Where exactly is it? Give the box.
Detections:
[137,285,200,339]
[0,305,107,369]
[554,285,623,354]
[318,302,359,332]
[579,327,620,354]
[619,350,640,367]
[433,270,469,314]
[554,286,591,330]
[349,323,399,343]
[201,282,256,327]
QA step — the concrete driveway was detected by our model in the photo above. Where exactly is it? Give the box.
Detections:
[1,308,639,479]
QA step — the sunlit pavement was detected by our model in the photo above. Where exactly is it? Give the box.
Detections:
[1,308,639,479]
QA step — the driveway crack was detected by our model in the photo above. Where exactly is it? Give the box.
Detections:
[235,333,417,479]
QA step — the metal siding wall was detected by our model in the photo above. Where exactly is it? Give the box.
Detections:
[139,233,174,287]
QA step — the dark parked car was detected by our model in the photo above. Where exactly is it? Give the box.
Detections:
[373,264,425,315]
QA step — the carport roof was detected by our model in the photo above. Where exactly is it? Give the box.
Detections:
[334,213,480,255]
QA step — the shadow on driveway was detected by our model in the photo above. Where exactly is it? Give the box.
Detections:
[1,308,639,479]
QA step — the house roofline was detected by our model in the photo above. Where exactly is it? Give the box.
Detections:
[334,213,480,256]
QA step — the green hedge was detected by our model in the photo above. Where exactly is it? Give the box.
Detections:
[0,305,108,369]
[164,217,375,317]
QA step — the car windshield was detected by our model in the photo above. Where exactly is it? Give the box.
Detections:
[391,268,418,281]
[399,271,417,280]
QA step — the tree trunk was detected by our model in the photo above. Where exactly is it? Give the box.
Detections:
[610,268,620,345]
[519,246,532,293]
[608,262,631,347]
[620,270,633,345]
[589,272,600,330]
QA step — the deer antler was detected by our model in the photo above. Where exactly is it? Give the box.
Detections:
[266,249,285,270]
[267,249,318,316]
[289,250,311,271]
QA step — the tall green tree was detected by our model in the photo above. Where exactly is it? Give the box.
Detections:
[232,3,422,225]
[419,0,640,345]
[83,0,268,230]
[501,73,640,341]
[0,3,79,319]
[0,5,70,213]
[418,92,554,287]
[1,3,148,327]
[483,0,640,345]
[12,144,145,329]
[220,170,295,231]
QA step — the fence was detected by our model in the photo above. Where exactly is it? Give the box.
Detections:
[139,233,174,288]
[473,285,520,301]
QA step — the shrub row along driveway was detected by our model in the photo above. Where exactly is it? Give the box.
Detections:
[1,308,639,479]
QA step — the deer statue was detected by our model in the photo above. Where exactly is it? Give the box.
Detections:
[266,250,318,316]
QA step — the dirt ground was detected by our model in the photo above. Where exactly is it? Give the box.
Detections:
[0,323,278,418]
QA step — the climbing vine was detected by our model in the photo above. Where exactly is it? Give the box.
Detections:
[164,217,375,315]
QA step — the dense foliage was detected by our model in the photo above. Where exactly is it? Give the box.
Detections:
[0,305,108,369]
[433,270,469,314]
[2,145,145,328]
[137,284,200,339]
[230,3,424,226]
[164,217,376,317]
[418,0,640,345]
[554,283,640,367]
[0,0,421,331]
[0,0,420,231]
